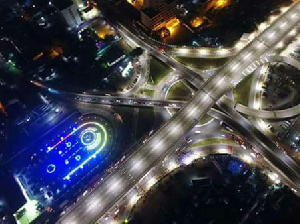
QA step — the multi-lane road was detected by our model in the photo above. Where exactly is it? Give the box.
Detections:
[58,2,300,224]
[36,80,300,120]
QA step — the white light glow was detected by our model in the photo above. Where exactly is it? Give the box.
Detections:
[242,52,252,61]
[242,155,253,164]
[258,22,268,31]
[216,77,225,86]
[256,82,263,91]
[289,12,298,20]
[269,15,277,23]
[108,178,122,193]
[218,148,229,154]
[187,106,198,118]
[198,49,209,55]
[217,48,230,55]
[182,152,200,165]
[231,63,239,71]
[151,139,164,152]
[167,160,179,171]
[87,198,101,212]
[131,158,144,172]
[254,41,264,49]
[268,31,275,39]
[146,177,157,189]
[129,194,140,207]
[279,21,287,28]
[276,41,284,48]
[235,42,245,50]
[177,48,189,54]
[289,29,297,36]
[170,124,181,136]
[254,100,261,109]
[268,172,280,184]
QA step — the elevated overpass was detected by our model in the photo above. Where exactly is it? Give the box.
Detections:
[58,3,300,224]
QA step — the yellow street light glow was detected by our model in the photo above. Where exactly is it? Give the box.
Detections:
[217,48,230,55]
[258,22,268,31]
[280,7,289,13]
[276,41,284,48]
[191,17,204,28]
[269,15,277,23]
[235,42,245,50]
[214,0,231,9]
[165,18,180,35]
[198,48,209,55]
[289,29,297,36]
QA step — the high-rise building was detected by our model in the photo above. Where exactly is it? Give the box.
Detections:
[140,0,178,31]
[54,0,82,29]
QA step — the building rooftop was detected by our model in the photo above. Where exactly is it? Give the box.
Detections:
[53,0,73,10]
[142,8,159,18]
[165,0,177,4]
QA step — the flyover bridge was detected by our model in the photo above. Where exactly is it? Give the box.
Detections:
[59,3,300,224]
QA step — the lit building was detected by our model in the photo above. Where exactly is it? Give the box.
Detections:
[140,0,178,31]
[55,0,82,29]
[72,0,86,8]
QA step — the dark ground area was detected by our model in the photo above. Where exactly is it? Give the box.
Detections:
[130,154,299,224]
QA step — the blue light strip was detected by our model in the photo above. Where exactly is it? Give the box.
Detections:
[63,122,108,181]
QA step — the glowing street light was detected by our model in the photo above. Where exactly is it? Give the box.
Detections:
[129,193,140,207]
[130,157,144,172]
[198,48,209,55]
[217,148,229,154]
[217,48,230,56]
[242,154,253,164]
[108,177,122,193]
[268,172,280,184]
[146,177,157,190]
[151,139,165,153]
[177,48,189,55]
[170,123,182,136]
[231,63,240,72]
[167,160,179,171]
[187,106,198,118]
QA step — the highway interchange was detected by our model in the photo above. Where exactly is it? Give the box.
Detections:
[53,2,300,223]
[33,53,300,120]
